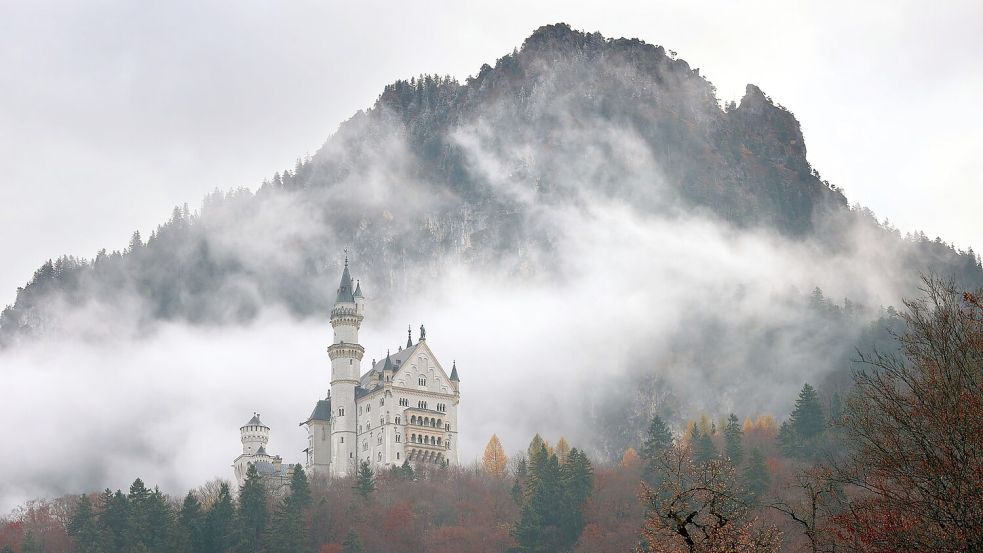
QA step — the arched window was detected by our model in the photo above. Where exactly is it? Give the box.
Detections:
[338,408,345,416]
[396,434,401,443]
[419,377,426,386]
[395,416,401,424]
[378,452,382,461]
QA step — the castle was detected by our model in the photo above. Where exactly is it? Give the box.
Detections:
[234,258,461,486]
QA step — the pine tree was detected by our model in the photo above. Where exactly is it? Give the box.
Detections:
[397,459,414,480]
[204,483,235,553]
[179,492,206,553]
[790,383,825,439]
[237,463,269,552]
[723,413,744,465]
[144,487,176,553]
[270,465,313,553]
[342,530,364,553]
[512,441,566,552]
[641,415,674,477]
[68,494,103,553]
[692,426,718,464]
[482,434,508,477]
[743,448,770,504]
[353,460,376,499]
[99,489,133,553]
[557,448,594,548]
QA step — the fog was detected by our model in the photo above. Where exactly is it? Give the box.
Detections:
[1,24,948,512]
[0,184,909,512]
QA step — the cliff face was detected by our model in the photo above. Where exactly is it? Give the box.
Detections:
[0,23,978,346]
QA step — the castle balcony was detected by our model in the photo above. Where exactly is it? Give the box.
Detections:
[327,342,365,361]
[404,409,449,431]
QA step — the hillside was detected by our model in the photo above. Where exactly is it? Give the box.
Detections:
[1,22,981,348]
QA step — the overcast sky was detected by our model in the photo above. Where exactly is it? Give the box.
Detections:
[1,0,980,306]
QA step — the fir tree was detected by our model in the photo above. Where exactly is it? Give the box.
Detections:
[353,460,376,499]
[790,383,825,439]
[67,494,103,553]
[99,489,133,553]
[641,415,674,484]
[723,413,744,465]
[179,492,206,553]
[342,529,364,553]
[270,465,313,553]
[692,426,718,464]
[205,483,235,553]
[743,448,770,504]
[237,463,269,552]
[397,459,414,480]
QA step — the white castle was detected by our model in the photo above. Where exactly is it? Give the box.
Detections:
[234,258,461,486]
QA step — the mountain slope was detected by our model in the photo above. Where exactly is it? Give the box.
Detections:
[1,23,980,347]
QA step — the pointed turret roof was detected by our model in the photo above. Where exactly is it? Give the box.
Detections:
[256,445,267,456]
[383,350,394,371]
[244,413,267,427]
[450,360,460,382]
[406,325,413,348]
[335,257,355,304]
[354,280,364,298]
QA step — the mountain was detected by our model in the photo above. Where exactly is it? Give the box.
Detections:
[1,23,981,347]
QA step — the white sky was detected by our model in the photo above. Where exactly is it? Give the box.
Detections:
[1,0,981,306]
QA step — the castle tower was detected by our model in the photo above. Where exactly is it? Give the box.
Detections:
[233,413,270,485]
[327,256,364,476]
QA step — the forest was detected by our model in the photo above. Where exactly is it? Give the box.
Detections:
[2,277,980,552]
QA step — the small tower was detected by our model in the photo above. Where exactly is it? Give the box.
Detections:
[327,255,364,477]
[241,413,270,455]
[234,413,271,486]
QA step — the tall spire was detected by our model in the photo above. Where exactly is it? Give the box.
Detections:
[335,254,355,304]
[407,324,413,348]
[354,280,363,299]
[450,360,459,382]
[383,349,393,371]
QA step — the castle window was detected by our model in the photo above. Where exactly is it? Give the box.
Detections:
[338,408,345,417]
[419,377,426,386]
[378,452,382,461]
[399,398,408,407]
[396,434,401,442]
[397,452,400,459]
[340,437,344,443]
[395,416,401,424]
[366,404,371,412]
[380,398,384,406]
[380,417,384,427]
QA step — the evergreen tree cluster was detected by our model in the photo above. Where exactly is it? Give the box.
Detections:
[510,436,594,553]
[65,465,312,553]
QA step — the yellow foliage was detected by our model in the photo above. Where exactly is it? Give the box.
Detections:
[482,434,508,478]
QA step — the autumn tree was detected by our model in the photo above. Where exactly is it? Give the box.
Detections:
[482,434,509,478]
[640,445,780,553]
[556,438,572,464]
[832,279,983,551]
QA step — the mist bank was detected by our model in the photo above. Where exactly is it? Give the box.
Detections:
[1,199,911,513]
